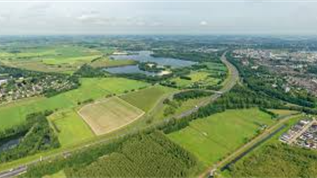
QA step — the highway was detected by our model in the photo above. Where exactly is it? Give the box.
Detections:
[0,52,239,178]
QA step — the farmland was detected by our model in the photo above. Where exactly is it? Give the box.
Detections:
[167,108,275,167]
[0,78,149,131]
[49,110,95,147]
[120,86,175,112]
[78,97,145,135]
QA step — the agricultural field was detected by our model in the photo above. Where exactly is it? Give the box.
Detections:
[49,109,95,147]
[0,78,149,131]
[167,108,275,167]
[78,97,145,135]
[120,86,175,112]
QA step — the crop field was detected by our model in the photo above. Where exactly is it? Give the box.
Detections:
[0,78,149,131]
[49,110,95,147]
[167,108,274,166]
[120,86,175,112]
[78,97,145,135]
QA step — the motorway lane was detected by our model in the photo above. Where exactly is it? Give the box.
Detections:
[0,52,239,178]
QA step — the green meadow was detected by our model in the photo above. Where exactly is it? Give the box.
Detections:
[49,109,95,147]
[120,86,175,112]
[167,108,275,167]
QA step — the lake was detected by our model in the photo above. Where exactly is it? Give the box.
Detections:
[105,51,195,75]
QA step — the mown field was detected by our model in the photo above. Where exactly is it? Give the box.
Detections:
[0,78,149,131]
[78,97,144,135]
[49,109,95,147]
[167,108,275,167]
[120,86,175,112]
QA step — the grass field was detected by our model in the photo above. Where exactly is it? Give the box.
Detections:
[167,108,275,167]
[49,110,95,147]
[0,78,149,131]
[120,86,175,112]
[78,97,145,135]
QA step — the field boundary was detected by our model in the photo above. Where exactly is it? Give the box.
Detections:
[77,96,145,135]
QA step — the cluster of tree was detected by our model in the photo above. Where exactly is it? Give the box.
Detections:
[74,64,105,78]
[152,50,221,63]
[230,144,317,177]
[226,53,316,108]
[23,131,198,178]
[173,90,212,101]
[163,99,182,116]
[138,62,165,73]
[0,111,60,163]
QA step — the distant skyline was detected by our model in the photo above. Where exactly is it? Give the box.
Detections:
[0,0,317,35]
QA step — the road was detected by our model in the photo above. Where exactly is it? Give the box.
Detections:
[198,114,300,178]
[0,52,239,178]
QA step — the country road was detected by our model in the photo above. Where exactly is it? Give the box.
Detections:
[0,52,239,178]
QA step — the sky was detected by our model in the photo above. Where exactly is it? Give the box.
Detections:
[0,0,317,35]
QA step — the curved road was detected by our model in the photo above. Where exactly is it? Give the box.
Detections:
[0,52,239,178]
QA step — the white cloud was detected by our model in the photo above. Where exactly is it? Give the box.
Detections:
[200,20,208,26]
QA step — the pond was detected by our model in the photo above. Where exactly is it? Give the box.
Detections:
[105,51,196,75]
[0,133,25,153]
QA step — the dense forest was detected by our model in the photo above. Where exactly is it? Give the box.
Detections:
[22,131,198,178]
[230,144,317,177]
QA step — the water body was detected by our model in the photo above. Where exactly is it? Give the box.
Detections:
[105,65,156,76]
[105,51,196,75]
[0,133,25,153]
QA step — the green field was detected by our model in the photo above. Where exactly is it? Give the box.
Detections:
[0,78,149,131]
[167,108,275,166]
[49,110,95,147]
[120,86,175,112]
